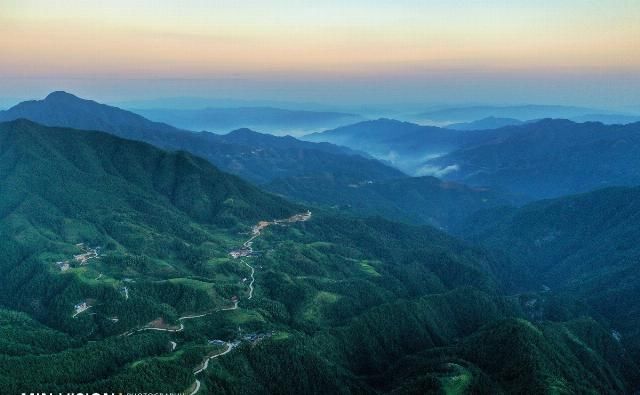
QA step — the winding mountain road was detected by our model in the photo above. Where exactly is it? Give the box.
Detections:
[122,211,311,394]
[243,260,255,299]
[194,343,234,375]
[188,340,237,395]
[184,211,311,394]
[189,379,201,395]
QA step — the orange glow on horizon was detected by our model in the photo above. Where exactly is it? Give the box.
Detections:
[1,1,639,79]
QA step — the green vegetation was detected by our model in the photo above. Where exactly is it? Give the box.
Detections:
[0,92,404,185]
[0,120,638,393]
[427,119,640,200]
[266,175,509,229]
[460,186,640,364]
[0,92,516,230]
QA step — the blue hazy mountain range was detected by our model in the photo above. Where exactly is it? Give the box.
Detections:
[0,91,510,228]
[132,106,364,136]
[307,117,640,202]
[425,119,640,200]
[0,92,393,184]
[445,116,524,131]
[413,104,609,123]
[305,118,517,174]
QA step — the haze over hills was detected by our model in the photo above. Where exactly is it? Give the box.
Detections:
[305,119,463,173]
[0,92,520,229]
[133,106,365,136]
[305,118,516,175]
[1,119,638,393]
[426,119,640,200]
[309,117,640,202]
[0,92,401,185]
[413,104,605,123]
[445,117,524,131]
[0,91,188,141]
[116,96,353,112]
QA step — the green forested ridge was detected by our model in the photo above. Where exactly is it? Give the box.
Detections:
[426,119,640,200]
[0,118,298,336]
[459,186,640,363]
[0,92,405,185]
[0,118,298,226]
[0,92,518,230]
[0,120,638,393]
[265,175,510,229]
[309,117,640,202]
[305,118,464,159]
[303,118,518,175]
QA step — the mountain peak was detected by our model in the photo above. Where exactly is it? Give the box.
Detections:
[44,91,82,102]
[228,127,260,136]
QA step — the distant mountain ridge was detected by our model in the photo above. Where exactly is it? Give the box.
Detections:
[446,116,523,131]
[305,118,516,174]
[414,104,603,123]
[571,113,640,124]
[0,92,402,185]
[0,91,188,140]
[426,118,640,200]
[133,106,364,135]
[3,92,519,229]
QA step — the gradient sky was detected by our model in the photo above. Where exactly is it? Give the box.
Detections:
[1,0,639,110]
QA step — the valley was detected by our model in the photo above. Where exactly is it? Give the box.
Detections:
[0,113,639,394]
[0,114,639,394]
[117,210,313,395]
[4,2,640,394]
[171,211,312,394]
[0,92,510,229]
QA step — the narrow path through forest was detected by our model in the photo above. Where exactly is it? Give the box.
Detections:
[120,211,311,394]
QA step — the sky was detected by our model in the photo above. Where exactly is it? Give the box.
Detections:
[1,0,639,111]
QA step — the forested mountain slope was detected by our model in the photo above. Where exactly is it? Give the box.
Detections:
[0,120,637,393]
[1,92,518,230]
[178,127,405,184]
[265,175,509,230]
[0,91,187,140]
[0,92,403,185]
[459,186,640,361]
[304,118,518,175]
[427,119,640,200]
